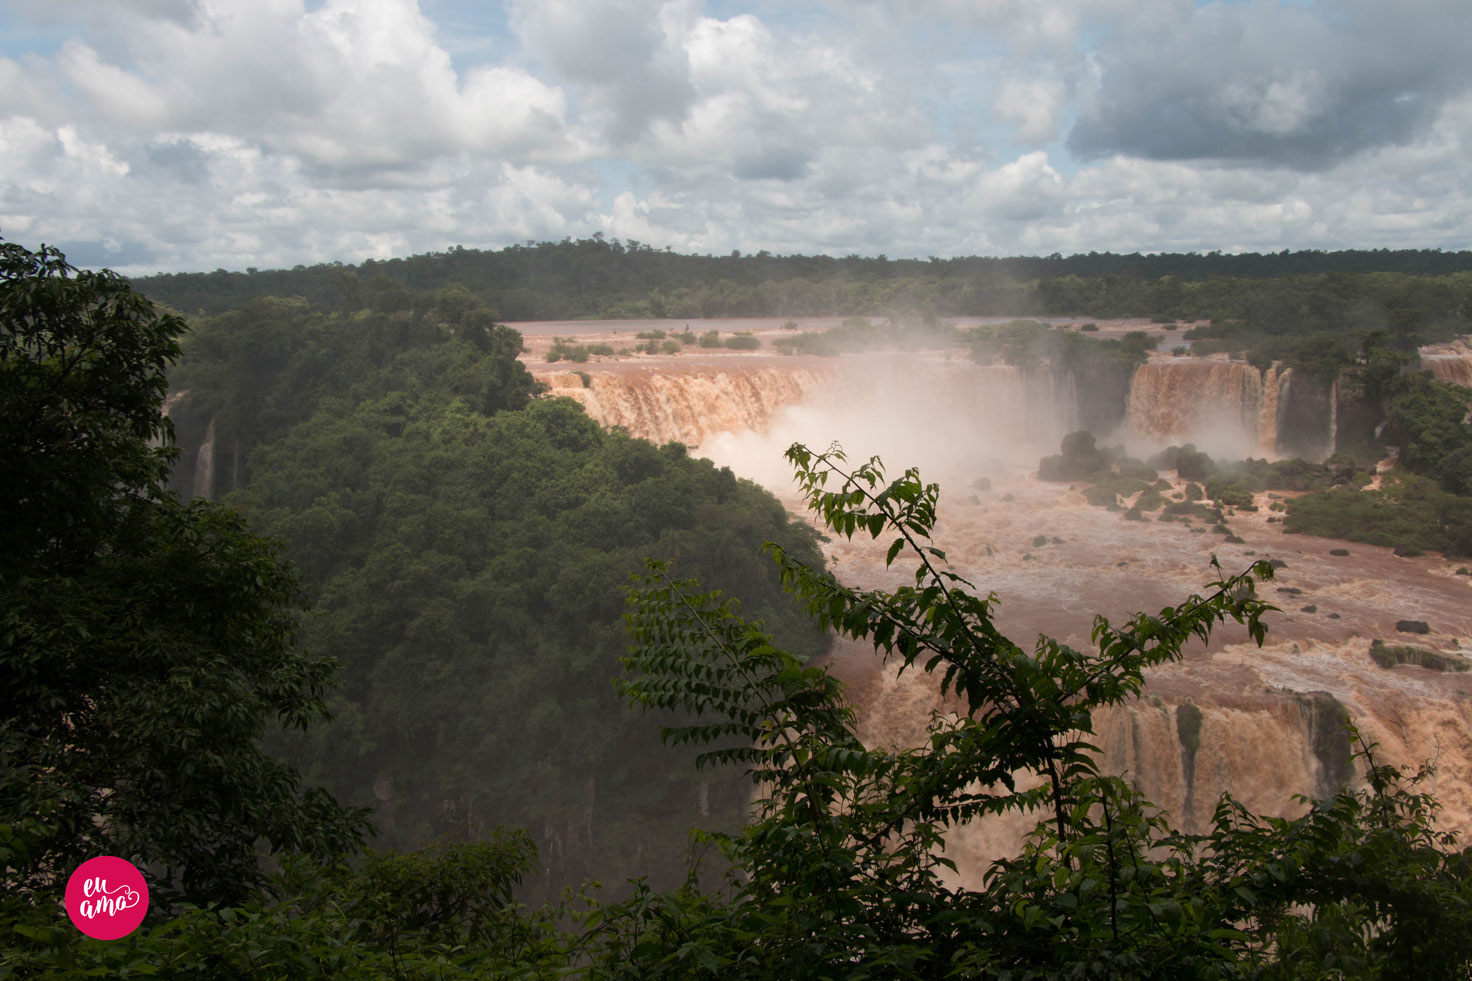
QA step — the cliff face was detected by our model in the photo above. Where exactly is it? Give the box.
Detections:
[1274,371,1337,460]
[162,396,240,501]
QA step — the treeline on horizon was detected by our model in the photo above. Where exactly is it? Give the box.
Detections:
[133,237,1472,326]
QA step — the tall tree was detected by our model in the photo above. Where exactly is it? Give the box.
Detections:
[0,242,365,911]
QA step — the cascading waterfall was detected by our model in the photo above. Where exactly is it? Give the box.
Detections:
[542,364,836,447]
[193,417,216,500]
[1124,358,1283,458]
[1420,340,1472,387]
[544,352,1343,469]
[1328,376,1339,452]
[1257,365,1284,454]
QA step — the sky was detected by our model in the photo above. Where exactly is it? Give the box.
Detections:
[1,0,1470,275]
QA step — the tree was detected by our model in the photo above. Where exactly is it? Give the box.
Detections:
[614,443,1472,977]
[0,242,366,911]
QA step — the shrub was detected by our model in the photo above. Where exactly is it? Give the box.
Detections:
[1205,472,1262,507]
[1039,431,1112,481]
[1134,486,1166,511]
[1369,640,1468,672]
[1116,458,1158,482]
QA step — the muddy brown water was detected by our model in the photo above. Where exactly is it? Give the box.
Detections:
[513,321,1472,879]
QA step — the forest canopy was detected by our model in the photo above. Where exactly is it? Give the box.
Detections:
[162,289,830,892]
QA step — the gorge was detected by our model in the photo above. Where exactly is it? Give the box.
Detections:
[166,314,1472,886]
[515,319,1472,880]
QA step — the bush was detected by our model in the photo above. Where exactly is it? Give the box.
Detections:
[1204,472,1263,508]
[698,330,722,348]
[724,332,760,350]
[1369,640,1467,672]
[1134,486,1166,511]
[1116,458,1158,482]
[547,337,590,363]
[1177,449,1216,481]
[1285,474,1472,557]
[1039,431,1112,482]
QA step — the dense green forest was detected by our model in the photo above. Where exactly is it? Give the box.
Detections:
[134,238,1472,337]
[162,292,828,893]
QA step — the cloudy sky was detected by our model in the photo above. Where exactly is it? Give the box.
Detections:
[2,0,1470,274]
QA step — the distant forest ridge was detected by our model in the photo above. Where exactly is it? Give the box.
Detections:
[131,237,1472,323]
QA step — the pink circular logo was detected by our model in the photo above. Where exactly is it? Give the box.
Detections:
[65,856,149,939]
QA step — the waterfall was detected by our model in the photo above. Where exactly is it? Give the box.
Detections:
[192,417,216,500]
[540,354,1083,480]
[1124,358,1266,458]
[542,363,835,447]
[1328,376,1339,454]
[1257,365,1284,453]
[1419,339,1472,387]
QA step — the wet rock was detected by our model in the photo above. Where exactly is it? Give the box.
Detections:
[1329,548,1350,557]
[1396,620,1431,634]
[1269,559,1287,568]
[1393,545,1424,558]
[1277,587,1303,596]
[1300,605,1318,613]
